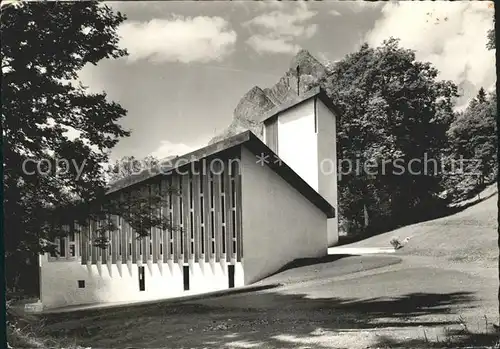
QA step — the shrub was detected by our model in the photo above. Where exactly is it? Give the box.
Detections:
[390,237,403,250]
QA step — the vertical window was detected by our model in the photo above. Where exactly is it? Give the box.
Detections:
[211,212,215,238]
[314,99,318,134]
[200,197,204,223]
[128,242,132,257]
[200,226,205,254]
[232,210,236,238]
[160,243,163,255]
[180,233,184,254]
[189,176,193,208]
[231,183,236,207]
[222,226,226,254]
[210,179,214,208]
[60,238,66,257]
[78,280,85,288]
[221,196,225,223]
[183,266,190,291]
[169,212,173,239]
[179,197,183,225]
[190,212,194,239]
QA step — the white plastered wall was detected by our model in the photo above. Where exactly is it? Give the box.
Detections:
[316,99,339,246]
[39,252,244,309]
[240,147,327,284]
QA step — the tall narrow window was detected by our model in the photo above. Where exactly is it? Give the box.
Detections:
[211,212,215,238]
[222,226,226,254]
[210,179,214,208]
[179,197,183,225]
[200,226,205,254]
[221,196,225,223]
[231,179,236,206]
[232,210,236,238]
[200,197,204,223]
[190,212,194,239]
[189,175,193,208]
[180,233,184,254]
[60,238,66,257]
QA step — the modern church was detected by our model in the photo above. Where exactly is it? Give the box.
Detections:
[39,87,339,309]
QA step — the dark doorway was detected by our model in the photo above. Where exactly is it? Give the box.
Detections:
[183,265,190,291]
[138,266,145,291]
[228,265,235,288]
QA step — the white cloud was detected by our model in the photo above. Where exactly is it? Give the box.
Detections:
[365,2,495,106]
[150,139,201,159]
[247,35,301,55]
[118,16,237,64]
[348,1,383,13]
[244,2,317,54]
[329,9,342,16]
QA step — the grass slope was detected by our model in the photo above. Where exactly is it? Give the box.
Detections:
[346,191,498,265]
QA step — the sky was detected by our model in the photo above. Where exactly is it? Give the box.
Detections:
[77,1,496,161]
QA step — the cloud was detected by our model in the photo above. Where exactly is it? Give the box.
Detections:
[150,139,201,159]
[244,2,318,54]
[329,9,342,16]
[348,1,384,13]
[247,35,301,55]
[118,16,237,63]
[365,2,495,106]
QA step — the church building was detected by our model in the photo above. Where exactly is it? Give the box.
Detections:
[39,87,339,309]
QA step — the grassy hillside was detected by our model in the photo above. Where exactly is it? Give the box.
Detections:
[345,189,498,266]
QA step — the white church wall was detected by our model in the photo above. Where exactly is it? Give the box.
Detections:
[316,99,339,247]
[39,252,243,309]
[240,148,327,285]
[276,99,319,191]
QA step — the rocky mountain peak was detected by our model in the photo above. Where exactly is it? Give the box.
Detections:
[208,50,328,145]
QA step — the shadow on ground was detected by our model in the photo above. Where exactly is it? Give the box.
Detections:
[36,290,490,348]
[376,329,500,348]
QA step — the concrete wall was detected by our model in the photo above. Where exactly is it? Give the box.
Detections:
[276,99,318,191]
[40,252,244,309]
[240,148,327,284]
[316,99,339,246]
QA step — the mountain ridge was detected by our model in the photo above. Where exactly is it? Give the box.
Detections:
[208,49,328,145]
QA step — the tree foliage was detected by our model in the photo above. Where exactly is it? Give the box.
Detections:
[320,38,458,235]
[445,88,498,199]
[1,1,170,293]
[106,155,160,184]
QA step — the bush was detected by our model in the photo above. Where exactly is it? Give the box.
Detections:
[390,237,403,250]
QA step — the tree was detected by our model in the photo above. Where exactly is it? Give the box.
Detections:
[447,89,497,191]
[487,17,495,50]
[2,1,142,295]
[320,38,458,235]
[106,155,160,183]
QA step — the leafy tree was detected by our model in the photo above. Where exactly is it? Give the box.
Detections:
[106,155,160,183]
[2,1,175,295]
[487,17,495,50]
[320,38,458,235]
[447,89,497,193]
